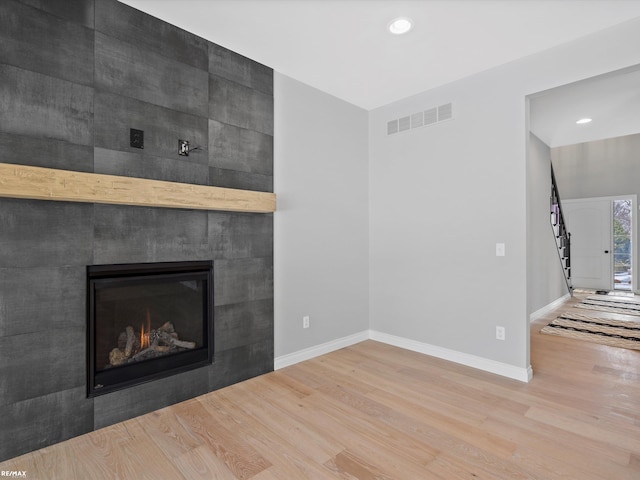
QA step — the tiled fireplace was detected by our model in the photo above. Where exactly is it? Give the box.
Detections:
[0,0,274,462]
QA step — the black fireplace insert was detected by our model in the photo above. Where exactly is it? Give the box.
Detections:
[87,260,213,397]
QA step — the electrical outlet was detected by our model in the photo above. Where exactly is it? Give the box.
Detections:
[178,139,189,156]
[496,243,505,256]
[496,326,506,341]
[303,316,310,329]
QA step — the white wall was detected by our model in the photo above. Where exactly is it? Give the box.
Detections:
[273,73,369,359]
[273,18,640,380]
[368,18,640,374]
[552,133,640,200]
[369,71,529,371]
[527,133,569,316]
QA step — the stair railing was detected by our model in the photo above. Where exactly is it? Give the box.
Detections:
[550,164,573,295]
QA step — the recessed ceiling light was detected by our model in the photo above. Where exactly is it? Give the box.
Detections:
[576,118,592,124]
[388,17,413,35]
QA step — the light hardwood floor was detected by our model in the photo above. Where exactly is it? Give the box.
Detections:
[2,293,640,479]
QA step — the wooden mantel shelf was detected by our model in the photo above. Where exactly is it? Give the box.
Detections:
[0,162,276,213]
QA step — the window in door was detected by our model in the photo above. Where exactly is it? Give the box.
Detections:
[613,199,632,291]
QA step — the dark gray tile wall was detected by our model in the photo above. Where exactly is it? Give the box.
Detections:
[0,387,94,461]
[95,0,209,71]
[210,75,274,136]
[17,0,94,28]
[0,64,94,145]
[208,166,274,192]
[0,0,273,462]
[94,147,209,184]
[209,120,274,175]
[95,32,209,118]
[93,367,211,429]
[0,0,94,85]
[0,132,94,172]
[209,43,273,95]
[93,92,209,168]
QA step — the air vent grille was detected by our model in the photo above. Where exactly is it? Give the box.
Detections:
[387,102,453,136]
[398,116,411,132]
[411,112,423,128]
[387,119,398,135]
[438,103,453,121]
[424,107,437,126]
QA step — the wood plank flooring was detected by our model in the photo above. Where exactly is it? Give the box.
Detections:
[2,292,640,479]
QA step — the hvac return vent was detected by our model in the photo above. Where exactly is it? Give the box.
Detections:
[387,102,454,136]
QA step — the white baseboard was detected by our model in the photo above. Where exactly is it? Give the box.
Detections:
[274,330,369,370]
[529,293,571,323]
[370,330,533,383]
[275,330,533,383]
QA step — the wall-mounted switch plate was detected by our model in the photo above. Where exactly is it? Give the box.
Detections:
[130,128,144,149]
[496,243,505,256]
[178,139,189,156]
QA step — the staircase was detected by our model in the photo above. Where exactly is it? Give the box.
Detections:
[550,164,573,295]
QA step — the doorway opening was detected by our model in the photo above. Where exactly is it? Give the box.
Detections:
[562,195,636,293]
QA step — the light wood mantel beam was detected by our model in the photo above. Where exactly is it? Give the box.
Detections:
[0,162,276,213]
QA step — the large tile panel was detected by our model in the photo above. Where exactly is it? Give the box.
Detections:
[0,387,93,462]
[209,75,274,136]
[208,212,273,236]
[0,132,93,172]
[18,0,94,28]
[0,266,85,337]
[209,341,274,391]
[0,0,94,86]
[93,204,210,264]
[209,120,273,176]
[209,43,273,95]
[95,0,208,71]
[0,327,85,406]
[208,212,273,259]
[0,65,93,145]
[214,299,274,353]
[95,32,208,117]
[214,257,274,306]
[93,366,209,429]
[0,199,94,268]
[208,167,274,193]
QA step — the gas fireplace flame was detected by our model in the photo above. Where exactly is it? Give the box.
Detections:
[140,309,151,349]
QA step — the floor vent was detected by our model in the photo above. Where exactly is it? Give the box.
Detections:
[387,102,454,136]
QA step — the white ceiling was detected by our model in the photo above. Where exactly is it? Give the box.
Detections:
[530,66,640,148]
[120,0,640,111]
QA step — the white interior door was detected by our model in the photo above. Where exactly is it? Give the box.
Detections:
[562,198,612,290]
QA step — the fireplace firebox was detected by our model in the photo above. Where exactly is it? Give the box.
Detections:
[87,261,213,397]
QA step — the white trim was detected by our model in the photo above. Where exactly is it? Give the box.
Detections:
[370,331,533,382]
[275,330,533,383]
[631,195,637,293]
[529,293,571,323]
[369,330,533,382]
[274,330,369,370]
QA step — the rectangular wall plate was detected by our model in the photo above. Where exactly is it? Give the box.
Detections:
[130,128,144,149]
[179,139,189,156]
